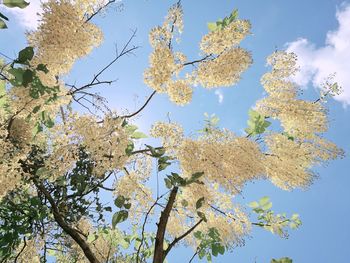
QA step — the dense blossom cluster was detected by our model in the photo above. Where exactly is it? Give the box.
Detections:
[200,20,251,55]
[255,51,343,189]
[149,121,184,155]
[193,48,252,88]
[28,0,103,85]
[264,133,342,190]
[178,129,264,194]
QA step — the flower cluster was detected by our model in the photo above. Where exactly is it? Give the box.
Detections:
[255,51,344,189]
[149,121,184,155]
[193,48,252,88]
[27,0,103,79]
[114,155,154,221]
[178,129,264,194]
[200,20,251,55]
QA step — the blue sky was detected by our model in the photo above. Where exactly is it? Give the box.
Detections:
[1,0,350,262]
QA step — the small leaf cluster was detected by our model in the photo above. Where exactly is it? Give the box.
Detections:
[207,9,239,31]
[0,190,49,261]
[145,144,173,172]
[199,113,220,134]
[271,257,293,263]
[194,228,225,262]
[249,197,302,237]
[4,47,59,133]
[195,196,207,222]
[164,172,204,189]
[245,109,271,136]
[112,196,132,228]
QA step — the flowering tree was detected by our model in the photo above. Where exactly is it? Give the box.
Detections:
[0,0,344,262]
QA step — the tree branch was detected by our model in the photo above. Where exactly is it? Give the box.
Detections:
[13,237,26,263]
[121,90,157,118]
[34,180,100,263]
[85,0,116,23]
[163,219,203,258]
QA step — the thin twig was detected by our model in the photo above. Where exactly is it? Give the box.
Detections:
[121,90,157,118]
[14,237,27,263]
[85,0,116,23]
[164,219,203,258]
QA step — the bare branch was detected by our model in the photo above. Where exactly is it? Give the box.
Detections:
[121,90,157,118]
[85,0,116,23]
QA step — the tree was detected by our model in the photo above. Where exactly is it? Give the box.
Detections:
[0,1,344,262]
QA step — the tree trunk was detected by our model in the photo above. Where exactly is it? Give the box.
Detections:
[153,187,178,263]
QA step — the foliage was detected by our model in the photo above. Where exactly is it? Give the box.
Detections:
[271,257,293,263]
[249,197,302,238]
[245,109,271,136]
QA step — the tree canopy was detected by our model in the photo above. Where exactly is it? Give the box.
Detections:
[0,0,344,262]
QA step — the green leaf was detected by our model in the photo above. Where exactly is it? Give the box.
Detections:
[125,141,134,156]
[112,210,128,228]
[248,201,259,208]
[17,46,34,64]
[158,156,171,171]
[194,231,202,239]
[245,109,271,136]
[217,245,225,255]
[271,257,293,263]
[207,22,217,31]
[44,116,55,128]
[32,105,41,113]
[36,64,49,73]
[259,196,270,206]
[164,178,172,189]
[33,122,43,135]
[3,0,30,9]
[196,197,205,209]
[22,69,33,87]
[181,199,188,207]
[36,167,48,177]
[114,196,126,208]
[124,202,132,209]
[7,68,24,86]
[229,9,239,22]
[0,18,7,29]
[131,131,148,139]
[261,202,272,210]
[0,80,8,109]
[197,211,207,222]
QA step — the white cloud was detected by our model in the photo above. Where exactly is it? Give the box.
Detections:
[0,0,45,30]
[214,90,224,104]
[286,3,350,105]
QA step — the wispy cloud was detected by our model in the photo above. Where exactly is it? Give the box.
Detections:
[214,90,224,104]
[286,3,350,106]
[0,0,45,30]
